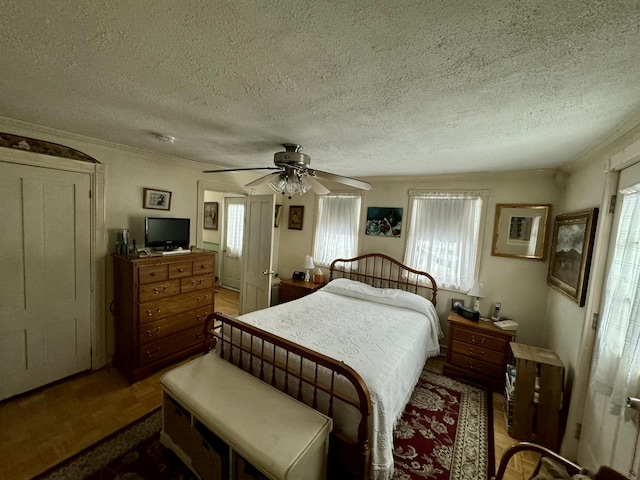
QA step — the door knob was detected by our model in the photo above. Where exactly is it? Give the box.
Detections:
[627,397,640,411]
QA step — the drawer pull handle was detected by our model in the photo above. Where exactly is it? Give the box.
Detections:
[153,287,168,294]
[200,264,207,269]
[178,268,184,272]
[196,313,210,322]
[150,272,156,277]
[469,347,485,357]
[146,348,161,358]
[147,308,161,316]
[467,362,480,371]
[197,295,209,303]
[192,279,203,286]
[146,327,160,337]
[196,332,204,339]
[470,335,486,345]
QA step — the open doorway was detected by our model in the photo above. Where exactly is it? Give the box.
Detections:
[201,190,245,291]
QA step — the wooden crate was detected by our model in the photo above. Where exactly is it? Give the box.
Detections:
[509,342,565,450]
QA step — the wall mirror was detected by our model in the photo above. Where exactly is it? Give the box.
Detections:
[491,204,552,260]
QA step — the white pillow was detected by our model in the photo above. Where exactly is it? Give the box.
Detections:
[323,278,436,317]
[322,278,399,299]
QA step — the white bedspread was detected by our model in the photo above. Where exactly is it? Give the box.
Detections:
[236,281,442,480]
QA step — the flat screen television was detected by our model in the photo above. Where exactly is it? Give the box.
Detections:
[145,217,190,251]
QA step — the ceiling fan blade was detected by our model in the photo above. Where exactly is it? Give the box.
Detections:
[304,176,331,195]
[245,172,281,187]
[312,170,372,190]
[203,167,280,173]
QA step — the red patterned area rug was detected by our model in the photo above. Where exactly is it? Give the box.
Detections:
[34,368,493,480]
[393,369,494,480]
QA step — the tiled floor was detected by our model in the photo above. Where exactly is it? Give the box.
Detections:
[0,288,542,479]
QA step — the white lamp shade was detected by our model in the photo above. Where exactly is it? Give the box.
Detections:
[304,255,315,269]
[468,281,485,298]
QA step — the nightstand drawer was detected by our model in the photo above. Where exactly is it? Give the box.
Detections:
[451,340,505,366]
[450,352,505,379]
[452,327,508,352]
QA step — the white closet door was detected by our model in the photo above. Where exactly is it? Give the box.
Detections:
[0,161,91,400]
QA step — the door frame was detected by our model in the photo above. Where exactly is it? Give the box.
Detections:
[0,147,107,369]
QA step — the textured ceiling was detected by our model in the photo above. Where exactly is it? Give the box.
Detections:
[1,1,640,178]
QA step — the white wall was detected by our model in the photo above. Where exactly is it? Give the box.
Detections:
[276,170,562,346]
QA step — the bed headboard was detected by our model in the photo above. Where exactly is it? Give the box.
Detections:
[329,253,438,306]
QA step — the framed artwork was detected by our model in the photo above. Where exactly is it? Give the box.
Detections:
[288,205,304,230]
[143,188,171,210]
[204,202,218,230]
[274,204,282,228]
[365,207,403,237]
[547,208,599,307]
[492,204,552,259]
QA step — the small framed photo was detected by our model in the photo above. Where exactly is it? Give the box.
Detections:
[288,205,304,230]
[451,298,465,310]
[143,188,171,210]
[204,202,218,230]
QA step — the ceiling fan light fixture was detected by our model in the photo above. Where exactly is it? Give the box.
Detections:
[267,171,311,199]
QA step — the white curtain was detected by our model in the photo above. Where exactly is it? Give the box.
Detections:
[590,184,640,412]
[225,203,244,258]
[313,193,361,266]
[404,191,483,291]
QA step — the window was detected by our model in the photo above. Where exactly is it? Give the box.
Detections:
[313,193,362,266]
[404,191,484,291]
[225,202,244,257]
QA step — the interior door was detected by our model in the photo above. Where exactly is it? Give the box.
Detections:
[221,197,245,291]
[0,161,91,401]
[577,161,640,473]
[240,194,275,314]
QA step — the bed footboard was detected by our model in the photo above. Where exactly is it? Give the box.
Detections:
[204,312,372,480]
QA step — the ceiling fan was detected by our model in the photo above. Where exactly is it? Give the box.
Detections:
[203,143,372,198]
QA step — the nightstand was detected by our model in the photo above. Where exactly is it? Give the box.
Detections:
[443,311,516,391]
[280,278,323,303]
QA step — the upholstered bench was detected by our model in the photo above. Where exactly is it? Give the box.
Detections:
[160,352,333,480]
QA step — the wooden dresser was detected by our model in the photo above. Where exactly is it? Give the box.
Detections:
[112,251,215,382]
[280,278,323,303]
[443,311,516,391]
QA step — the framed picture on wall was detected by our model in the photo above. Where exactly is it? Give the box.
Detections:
[365,207,403,237]
[204,202,218,230]
[492,204,551,260]
[547,208,599,306]
[288,205,304,230]
[143,188,171,210]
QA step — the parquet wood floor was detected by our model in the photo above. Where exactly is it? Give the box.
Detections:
[0,289,539,480]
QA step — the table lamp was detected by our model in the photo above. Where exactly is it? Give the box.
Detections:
[467,281,485,312]
[304,255,315,282]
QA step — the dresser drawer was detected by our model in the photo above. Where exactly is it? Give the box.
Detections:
[450,352,505,379]
[139,264,169,284]
[138,279,181,303]
[193,258,214,275]
[181,274,215,293]
[138,326,205,366]
[451,340,505,366]
[169,261,193,279]
[452,327,508,352]
[139,306,212,345]
[139,290,214,324]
